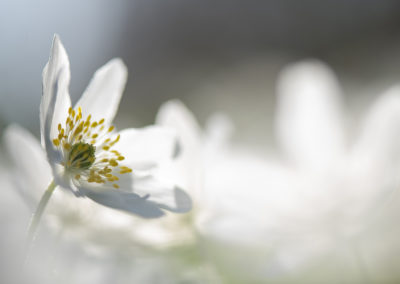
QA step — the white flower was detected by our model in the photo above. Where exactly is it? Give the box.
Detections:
[4,35,191,218]
[155,100,286,241]
[197,60,400,281]
[150,61,400,281]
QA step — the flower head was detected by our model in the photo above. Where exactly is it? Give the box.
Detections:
[52,105,129,190]
[6,34,191,218]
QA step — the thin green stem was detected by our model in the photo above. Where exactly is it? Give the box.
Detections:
[26,180,57,250]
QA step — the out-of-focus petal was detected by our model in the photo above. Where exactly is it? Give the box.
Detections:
[113,126,178,171]
[352,86,400,173]
[275,60,345,171]
[156,100,203,197]
[40,34,71,148]
[156,99,202,148]
[75,58,127,123]
[3,124,52,207]
[204,113,235,155]
[200,148,294,230]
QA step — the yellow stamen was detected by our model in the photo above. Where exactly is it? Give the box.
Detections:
[109,159,118,167]
[63,142,71,150]
[54,107,130,189]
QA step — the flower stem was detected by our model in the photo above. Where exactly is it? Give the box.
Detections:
[26,180,57,248]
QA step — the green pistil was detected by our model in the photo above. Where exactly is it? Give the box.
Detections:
[68,142,96,169]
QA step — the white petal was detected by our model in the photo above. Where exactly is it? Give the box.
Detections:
[204,113,235,153]
[40,34,71,148]
[132,175,192,213]
[113,126,178,171]
[353,86,400,170]
[3,124,52,206]
[42,65,72,191]
[156,100,203,197]
[75,58,127,123]
[43,66,68,165]
[275,60,345,170]
[156,99,202,148]
[77,168,191,216]
[83,188,165,218]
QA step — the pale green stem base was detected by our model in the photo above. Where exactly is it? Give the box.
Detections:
[26,180,57,251]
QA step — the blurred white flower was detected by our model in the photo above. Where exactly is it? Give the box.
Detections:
[194,61,400,282]
[0,152,32,283]
[4,35,191,219]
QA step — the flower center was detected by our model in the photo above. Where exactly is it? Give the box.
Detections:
[52,107,132,189]
[67,142,95,169]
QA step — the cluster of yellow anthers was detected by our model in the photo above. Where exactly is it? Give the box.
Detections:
[52,107,132,189]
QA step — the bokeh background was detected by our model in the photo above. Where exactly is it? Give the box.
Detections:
[2,1,400,283]
[2,0,400,147]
